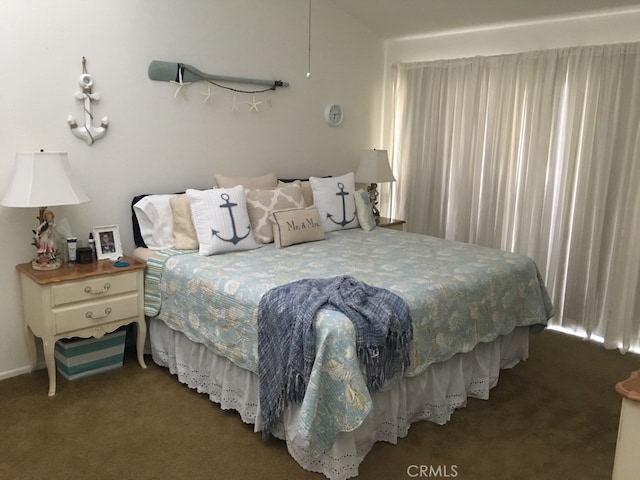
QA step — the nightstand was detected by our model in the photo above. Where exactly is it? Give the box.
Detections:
[16,256,147,396]
[376,217,407,231]
[613,370,640,479]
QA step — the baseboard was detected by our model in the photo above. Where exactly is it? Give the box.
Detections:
[0,359,45,381]
[0,365,32,381]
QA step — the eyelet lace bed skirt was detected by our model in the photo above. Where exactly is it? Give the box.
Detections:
[149,318,529,480]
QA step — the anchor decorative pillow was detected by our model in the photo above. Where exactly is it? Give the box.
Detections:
[186,186,260,255]
[309,172,360,232]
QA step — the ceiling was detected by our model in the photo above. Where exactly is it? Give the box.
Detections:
[330,0,640,40]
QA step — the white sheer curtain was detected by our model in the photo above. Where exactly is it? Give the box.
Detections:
[390,43,640,352]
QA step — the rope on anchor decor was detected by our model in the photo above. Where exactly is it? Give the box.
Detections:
[67,57,108,146]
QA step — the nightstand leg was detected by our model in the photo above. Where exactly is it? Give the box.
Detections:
[24,325,37,373]
[135,320,147,369]
[42,339,57,396]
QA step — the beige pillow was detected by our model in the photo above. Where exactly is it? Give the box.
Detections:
[245,184,305,243]
[214,172,278,189]
[278,180,314,206]
[170,195,199,249]
[270,207,325,248]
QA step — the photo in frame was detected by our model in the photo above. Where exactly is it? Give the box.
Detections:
[93,225,123,260]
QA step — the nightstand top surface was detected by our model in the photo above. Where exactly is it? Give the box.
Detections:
[16,255,144,285]
[376,217,406,227]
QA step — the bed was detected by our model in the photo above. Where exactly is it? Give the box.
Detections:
[131,173,553,479]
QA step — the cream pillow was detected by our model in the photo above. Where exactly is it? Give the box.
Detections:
[213,172,278,189]
[270,207,325,248]
[309,173,359,232]
[245,184,305,243]
[354,189,376,232]
[186,186,260,255]
[169,194,198,250]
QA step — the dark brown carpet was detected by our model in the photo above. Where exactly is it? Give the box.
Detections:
[0,329,637,480]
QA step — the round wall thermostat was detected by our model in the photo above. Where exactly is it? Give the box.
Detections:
[324,104,343,126]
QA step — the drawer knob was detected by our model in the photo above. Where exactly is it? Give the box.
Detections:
[84,283,111,295]
[85,307,112,320]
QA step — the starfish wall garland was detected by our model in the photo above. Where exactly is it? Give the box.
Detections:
[149,60,287,114]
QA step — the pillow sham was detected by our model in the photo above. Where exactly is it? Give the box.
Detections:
[277,179,314,206]
[309,172,359,232]
[169,194,198,250]
[214,172,278,189]
[245,183,305,243]
[354,189,376,232]
[270,207,325,248]
[132,194,175,250]
[186,186,260,255]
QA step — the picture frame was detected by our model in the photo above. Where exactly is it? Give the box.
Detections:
[93,225,123,260]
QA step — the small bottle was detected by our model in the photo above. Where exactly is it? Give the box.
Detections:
[88,233,96,261]
[67,237,78,264]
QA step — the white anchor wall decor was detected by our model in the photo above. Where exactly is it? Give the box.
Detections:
[67,57,108,145]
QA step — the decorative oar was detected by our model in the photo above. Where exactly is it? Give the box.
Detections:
[148,60,289,90]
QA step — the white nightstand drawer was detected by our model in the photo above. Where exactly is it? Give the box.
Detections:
[51,271,139,307]
[54,293,140,334]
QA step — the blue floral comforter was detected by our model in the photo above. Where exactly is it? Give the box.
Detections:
[144,228,552,456]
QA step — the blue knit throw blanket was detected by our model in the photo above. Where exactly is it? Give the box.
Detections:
[258,275,413,440]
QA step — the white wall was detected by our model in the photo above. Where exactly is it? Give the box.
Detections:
[381,7,640,156]
[0,0,384,378]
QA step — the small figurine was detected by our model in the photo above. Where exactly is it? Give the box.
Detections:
[32,207,60,269]
[367,184,380,217]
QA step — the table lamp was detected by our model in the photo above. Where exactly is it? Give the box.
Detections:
[354,149,395,217]
[1,151,89,270]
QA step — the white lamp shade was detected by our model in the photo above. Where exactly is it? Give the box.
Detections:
[1,152,89,207]
[355,149,396,184]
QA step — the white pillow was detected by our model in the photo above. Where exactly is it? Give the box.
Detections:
[309,173,359,232]
[133,194,175,250]
[186,186,260,255]
[354,189,376,232]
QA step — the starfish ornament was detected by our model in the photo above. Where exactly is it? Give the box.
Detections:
[169,68,192,99]
[247,95,262,112]
[231,96,240,112]
[201,86,216,103]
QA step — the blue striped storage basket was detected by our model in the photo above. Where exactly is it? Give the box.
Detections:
[54,329,126,380]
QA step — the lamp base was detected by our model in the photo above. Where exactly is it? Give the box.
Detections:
[32,256,62,271]
[366,183,381,217]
